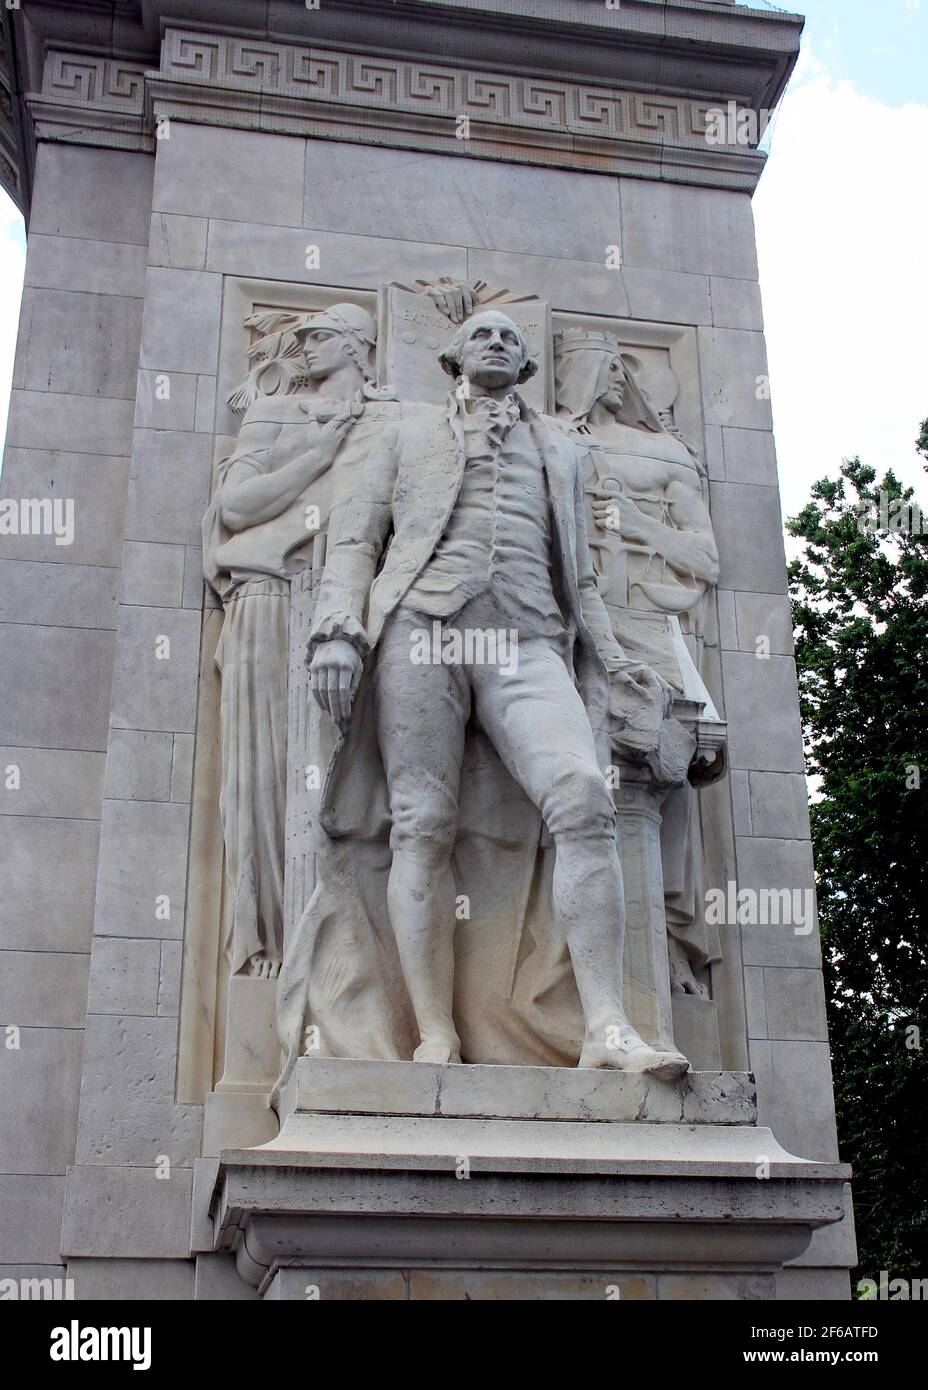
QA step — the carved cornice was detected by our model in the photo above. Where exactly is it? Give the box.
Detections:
[147,27,764,189]
[4,0,804,208]
[27,50,149,152]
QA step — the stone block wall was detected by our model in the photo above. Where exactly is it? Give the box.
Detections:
[0,141,154,1288]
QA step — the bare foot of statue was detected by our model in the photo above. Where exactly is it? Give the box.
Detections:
[579,1019,690,1081]
[669,944,710,1000]
[245,952,281,981]
[413,1034,462,1064]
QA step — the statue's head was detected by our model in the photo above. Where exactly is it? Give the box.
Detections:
[299,303,377,384]
[555,329,629,423]
[554,329,669,439]
[439,310,538,391]
[596,352,628,416]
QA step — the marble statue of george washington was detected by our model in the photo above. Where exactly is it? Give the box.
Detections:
[273,309,691,1099]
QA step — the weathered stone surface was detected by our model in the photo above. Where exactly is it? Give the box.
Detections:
[266,1268,408,1301]
[134,369,199,433]
[120,541,185,609]
[25,234,148,299]
[5,391,135,457]
[104,728,174,802]
[734,592,794,656]
[656,1273,772,1300]
[467,248,630,316]
[753,1041,840,1163]
[749,771,812,840]
[407,1270,655,1301]
[153,123,304,225]
[0,450,129,568]
[108,605,202,734]
[87,938,162,1016]
[170,734,195,805]
[148,213,208,270]
[721,653,806,773]
[787,1182,858,1269]
[157,941,183,1017]
[76,1015,201,1166]
[704,422,725,481]
[722,426,779,485]
[710,482,787,593]
[736,835,822,969]
[623,267,712,325]
[776,1268,852,1300]
[206,218,467,286]
[0,748,105,820]
[194,377,217,434]
[0,1176,65,1263]
[181,546,209,610]
[93,799,190,940]
[729,767,753,836]
[284,1057,757,1127]
[139,268,222,377]
[698,328,773,431]
[710,276,764,331]
[61,1166,193,1260]
[0,816,101,952]
[0,1028,83,1175]
[716,588,738,649]
[763,968,829,1043]
[0,951,90,1029]
[743,966,768,1040]
[67,1256,194,1301]
[29,146,154,246]
[303,141,621,259]
[0,559,117,629]
[13,288,143,400]
[124,429,212,547]
[619,181,758,279]
[194,1252,260,1301]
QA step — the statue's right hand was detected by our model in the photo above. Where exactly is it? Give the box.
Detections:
[313,406,357,465]
[308,638,363,726]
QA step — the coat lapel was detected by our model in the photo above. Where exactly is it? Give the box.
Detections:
[522,402,578,600]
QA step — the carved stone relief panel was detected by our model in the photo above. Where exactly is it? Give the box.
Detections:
[180,275,742,1154]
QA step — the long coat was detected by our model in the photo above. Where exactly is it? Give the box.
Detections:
[273,395,663,1101]
[307,393,632,823]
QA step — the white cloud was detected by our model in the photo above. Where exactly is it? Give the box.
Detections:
[754,45,928,526]
[0,191,26,464]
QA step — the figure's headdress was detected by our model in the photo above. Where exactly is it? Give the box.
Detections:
[228,303,381,412]
[554,328,667,436]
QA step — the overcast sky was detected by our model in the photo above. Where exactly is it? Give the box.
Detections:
[0,1,925,525]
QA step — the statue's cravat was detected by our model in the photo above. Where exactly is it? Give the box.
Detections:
[465,393,521,449]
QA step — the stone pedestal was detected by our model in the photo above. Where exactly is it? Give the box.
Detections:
[208,1058,849,1300]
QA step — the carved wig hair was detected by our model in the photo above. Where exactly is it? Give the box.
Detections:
[439,311,539,385]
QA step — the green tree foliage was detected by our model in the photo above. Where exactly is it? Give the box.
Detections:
[787,421,928,1284]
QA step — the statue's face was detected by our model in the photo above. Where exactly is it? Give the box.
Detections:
[303,329,354,381]
[457,314,526,390]
[599,355,627,415]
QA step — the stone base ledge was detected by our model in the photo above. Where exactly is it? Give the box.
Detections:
[207,1059,849,1298]
[276,1057,758,1127]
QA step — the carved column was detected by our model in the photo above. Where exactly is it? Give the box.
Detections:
[615,759,676,1053]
